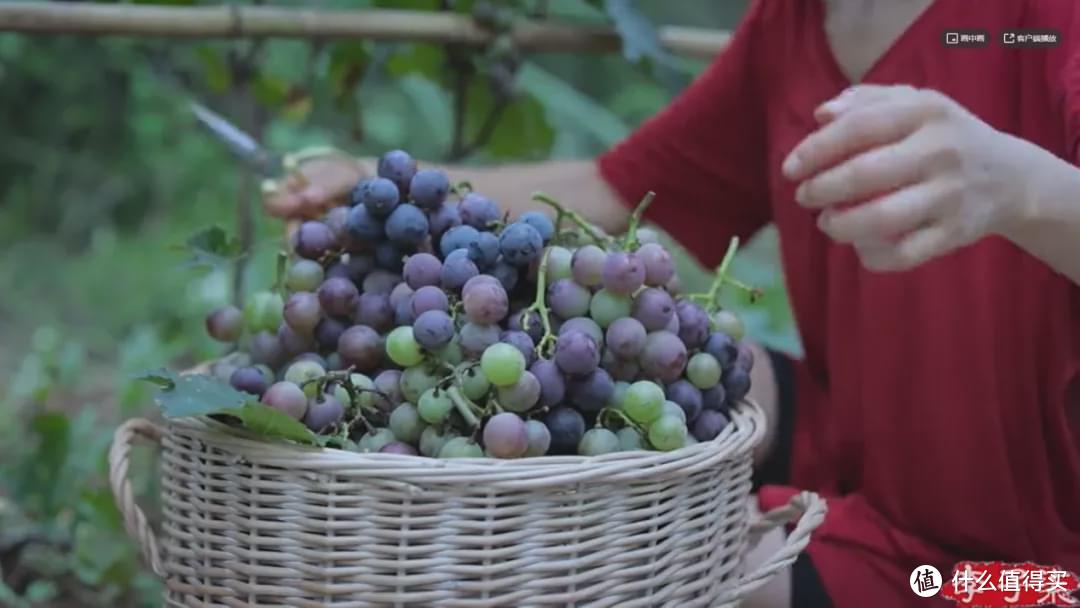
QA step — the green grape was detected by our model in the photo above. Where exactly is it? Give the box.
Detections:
[544,246,574,283]
[589,288,633,328]
[712,310,746,342]
[328,382,351,407]
[284,360,326,398]
[648,416,688,451]
[683,434,700,448]
[389,403,427,444]
[400,365,440,403]
[418,388,454,424]
[438,436,484,458]
[578,428,620,456]
[285,259,325,292]
[436,336,464,365]
[461,368,491,401]
[623,381,664,425]
[617,426,645,451]
[662,400,687,424]
[245,291,285,333]
[386,326,424,367]
[686,352,722,389]
[610,381,631,410]
[357,428,396,453]
[480,343,526,387]
[420,426,454,457]
[349,373,376,409]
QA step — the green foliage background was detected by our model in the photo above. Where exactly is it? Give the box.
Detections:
[0,0,796,604]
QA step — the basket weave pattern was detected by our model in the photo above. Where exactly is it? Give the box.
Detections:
[110,400,826,607]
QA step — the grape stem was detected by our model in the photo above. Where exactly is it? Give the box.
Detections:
[446,386,482,429]
[522,248,557,357]
[686,237,763,311]
[452,180,473,196]
[619,191,656,251]
[531,191,609,248]
[597,407,648,436]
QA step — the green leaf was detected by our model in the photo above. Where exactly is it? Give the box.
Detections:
[140,370,250,418]
[135,368,176,389]
[386,44,445,81]
[174,225,246,273]
[252,73,290,108]
[195,46,231,93]
[328,40,370,103]
[234,403,318,445]
[516,63,629,147]
[603,0,672,65]
[486,93,554,158]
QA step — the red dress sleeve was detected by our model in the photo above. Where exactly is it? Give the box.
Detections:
[596,0,771,269]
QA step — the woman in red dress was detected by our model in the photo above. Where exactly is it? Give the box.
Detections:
[267,1,1080,606]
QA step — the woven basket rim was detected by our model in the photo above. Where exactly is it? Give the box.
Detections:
[163,399,765,487]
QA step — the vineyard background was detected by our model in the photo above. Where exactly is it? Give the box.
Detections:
[0,1,796,605]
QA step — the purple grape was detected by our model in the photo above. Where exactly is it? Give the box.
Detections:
[338,325,383,372]
[468,231,500,269]
[639,331,688,383]
[230,366,270,398]
[559,317,605,348]
[325,353,346,371]
[529,359,566,407]
[380,441,419,455]
[602,349,640,382]
[428,201,462,238]
[377,150,417,196]
[440,225,481,257]
[704,332,739,370]
[414,310,455,350]
[723,367,751,404]
[394,297,415,326]
[318,277,360,319]
[491,258,519,292]
[554,330,601,376]
[736,342,755,372]
[664,311,681,334]
[631,288,675,331]
[500,330,536,367]
[463,281,509,325]
[676,300,710,350]
[389,282,414,309]
[567,368,614,414]
[261,381,308,420]
[354,292,394,333]
[303,394,345,432]
[441,249,479,291]
[498,222,544,266]
[362,270,402,295]
[637,242,675,287]
[497,371,541,412]
[518,211,554,243]
[571,245,606,287]
[666,379,703,423]
[314,317,349,351]
[403,253,442,289]
[542,406,586,455]
[463,274,500,298]
[605,317,647,359]
[483,412,529,458]
[459,322,501,358]
[411,285,450,316]
[205,305,243,342]
[249,330,286,368]
[602,251,645,295]
[385,203,429,247]
[361,177,400,218]
[373,370,404,409]
[374,241,406,273]
[346,204,385,243]
[548,279,592,319]
[325,206,364,252]
[665,275,682,296]
[459,193,500,229]
[293,221,336,260]
[277,322,313,357]
[324,262,351,282]
[691,409,730,442]
[283,291,321,335]
[702,384,727,411]
[409,169,450,210]
[509,308,544,343]
[343,253,376,283]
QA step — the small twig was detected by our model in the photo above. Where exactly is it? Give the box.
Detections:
[446,386,481,428]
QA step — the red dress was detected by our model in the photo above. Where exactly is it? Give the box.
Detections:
[598,1,1080,606]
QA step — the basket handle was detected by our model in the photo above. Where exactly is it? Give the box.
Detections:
[732,491,828,598]
[108,418,165,576]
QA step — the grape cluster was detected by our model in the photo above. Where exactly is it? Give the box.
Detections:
[203,149,756,459]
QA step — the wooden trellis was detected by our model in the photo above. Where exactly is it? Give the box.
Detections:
[0,2,731,59]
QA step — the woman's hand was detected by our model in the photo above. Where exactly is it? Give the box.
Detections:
[781,84,1052,272]
[263,156,373,221]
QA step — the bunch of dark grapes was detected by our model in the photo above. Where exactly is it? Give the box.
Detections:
[203,149,757,458]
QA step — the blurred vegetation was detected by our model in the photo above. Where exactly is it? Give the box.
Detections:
[0,0,795,605]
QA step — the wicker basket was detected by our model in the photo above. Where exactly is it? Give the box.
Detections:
[109,398,825,607]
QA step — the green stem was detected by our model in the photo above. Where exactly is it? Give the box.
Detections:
[597,407,647,435]
[532,191,609,247]
[684,237,763,313]
[447,386,481,429]
[523,248,557,356]
[620,191,656,251]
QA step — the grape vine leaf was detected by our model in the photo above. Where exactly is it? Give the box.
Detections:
[175,225,246,273]
[137,369,320,445]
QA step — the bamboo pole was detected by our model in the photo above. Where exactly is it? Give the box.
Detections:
[0,2,730,59]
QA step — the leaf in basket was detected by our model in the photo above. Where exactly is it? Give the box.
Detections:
[139,370,250,418]
[234,403,319,445]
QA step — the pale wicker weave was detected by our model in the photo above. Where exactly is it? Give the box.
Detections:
[110,398,825,607]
